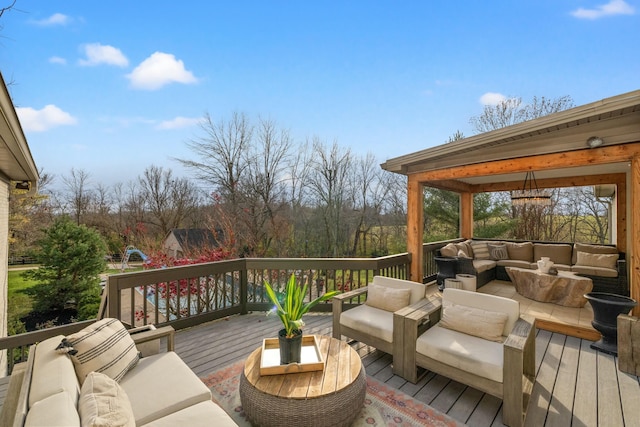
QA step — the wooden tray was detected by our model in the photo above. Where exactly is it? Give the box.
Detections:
[259,335,324,375]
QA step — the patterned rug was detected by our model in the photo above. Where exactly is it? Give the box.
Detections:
[201,360,464,427]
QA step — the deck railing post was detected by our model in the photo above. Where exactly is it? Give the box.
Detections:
[240,262,248,315]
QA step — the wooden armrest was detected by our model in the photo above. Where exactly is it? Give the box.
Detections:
[0,362,27,427]
[332,286,368,302]
[130,325,175,352]
[504,315,535,352]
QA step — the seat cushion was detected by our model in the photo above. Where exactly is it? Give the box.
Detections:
[472,259,497,273]
[417,325,504,383]
[571,265,618,278]
[496,259,532,269]
[340,305,394,344]
[119,352,212,425]
[79,372,135,427]
[64,318,140,384]
[25,391,80,427]
[140,401,238,427]
[29,335,80,408]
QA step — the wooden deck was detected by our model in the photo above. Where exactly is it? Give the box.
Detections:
[2,309,639,426]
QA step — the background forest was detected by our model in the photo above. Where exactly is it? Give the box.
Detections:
[9,95,613,264]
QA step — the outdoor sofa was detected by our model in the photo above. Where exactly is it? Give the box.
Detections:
[437,240,628,296]
[0,318,237,427]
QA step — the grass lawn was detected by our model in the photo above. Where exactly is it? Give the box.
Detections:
[7,270,37,322]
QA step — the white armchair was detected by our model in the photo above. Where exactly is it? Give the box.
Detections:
[402,288,535,427]
[332,276,427,376]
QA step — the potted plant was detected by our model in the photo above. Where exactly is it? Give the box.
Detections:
[265,273,340,364]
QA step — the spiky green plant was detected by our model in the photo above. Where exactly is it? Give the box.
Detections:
[265,273,340,338]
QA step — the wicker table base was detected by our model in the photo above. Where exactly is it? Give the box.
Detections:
[239,336,366,427]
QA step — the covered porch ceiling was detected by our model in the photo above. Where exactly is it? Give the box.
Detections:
[381,89,640,315]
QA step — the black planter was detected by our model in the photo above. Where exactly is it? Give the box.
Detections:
[584,292,637,356]
[435,257,457,291]
[278,329,303,364]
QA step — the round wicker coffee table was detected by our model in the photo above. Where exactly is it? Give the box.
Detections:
[239,335,366,427]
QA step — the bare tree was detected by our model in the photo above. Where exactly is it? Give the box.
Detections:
[470,95,574,134]
[138,165,201,237]
[61,168,94,225]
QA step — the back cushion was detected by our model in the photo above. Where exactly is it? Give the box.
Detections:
[371,276,426,304]
[505,242,534,262]
[29,335,80,408]
[572,243,618,265]
[365,284,411,312]
[442,288,520,336]
[534,243,572,265]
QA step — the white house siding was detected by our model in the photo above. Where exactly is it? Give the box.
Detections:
[0,179,9,376]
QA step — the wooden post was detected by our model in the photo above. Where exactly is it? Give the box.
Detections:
[632,155,640,316]
[618,314,640,376]
[460,192,473,239]
[407,176,423,282]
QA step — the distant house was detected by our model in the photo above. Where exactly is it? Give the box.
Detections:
[0,73,40,375]
[163,228,220,258]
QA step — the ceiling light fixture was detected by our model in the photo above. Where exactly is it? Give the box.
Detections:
[587,136,604,148]
[511,171,552,207]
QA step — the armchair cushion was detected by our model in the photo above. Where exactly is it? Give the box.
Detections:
[416,326,505,383]
[25,391,80,427]
[29,335,80,408]
[365,284,411,312]
[370,276,426,305]
[439,303,508,342]
[340,304,394,343]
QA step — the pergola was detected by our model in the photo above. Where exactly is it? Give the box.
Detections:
[382,89,640,316]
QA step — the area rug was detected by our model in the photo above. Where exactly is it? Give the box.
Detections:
[201,360,464,427]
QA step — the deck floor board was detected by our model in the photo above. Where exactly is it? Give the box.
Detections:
[2,311,639,427]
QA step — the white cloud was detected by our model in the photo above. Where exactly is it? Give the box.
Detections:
[32,13,71,26]
[49,56,67,65]
[127,52,198,90]
[571,0,635,19]
[78,43,128,67]
[16,105,77,132]
[479,92,507,106]
[156,116,202,130]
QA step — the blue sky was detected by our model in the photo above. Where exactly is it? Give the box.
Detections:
[1,1,639,189]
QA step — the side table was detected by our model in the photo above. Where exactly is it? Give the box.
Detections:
[239,335,366,427]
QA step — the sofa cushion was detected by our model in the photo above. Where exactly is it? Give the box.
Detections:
[340,304,394,343]
[119,352,212,426]
[496,259,532,269]
[416,325,504,383]
[488,243,509,260]
[64,318,140,384]
[572,243,618,265]
[29,335,80,408]
[25,391,80,427]
[470,241,491,260]
[371,276,426,305]
[576,251,619,270]
[534,243,572,266]
[79,372,135,427]
[365,283,411,312]
[439,243,458,257]
[456,241,472,258]
[140,401,238,427]
[571,265,618,278]
[439,303,508,342]
[472,259,497,273]
[505,242,534,262]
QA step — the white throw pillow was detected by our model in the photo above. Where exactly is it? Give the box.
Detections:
[365,283,411,312]
[576,251,619,269]
[61,318,140,384]
[438,303,508,342]
[79,371,135,427]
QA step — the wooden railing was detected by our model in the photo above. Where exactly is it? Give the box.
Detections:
[0,253,411,374]
[422,239,463,283]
